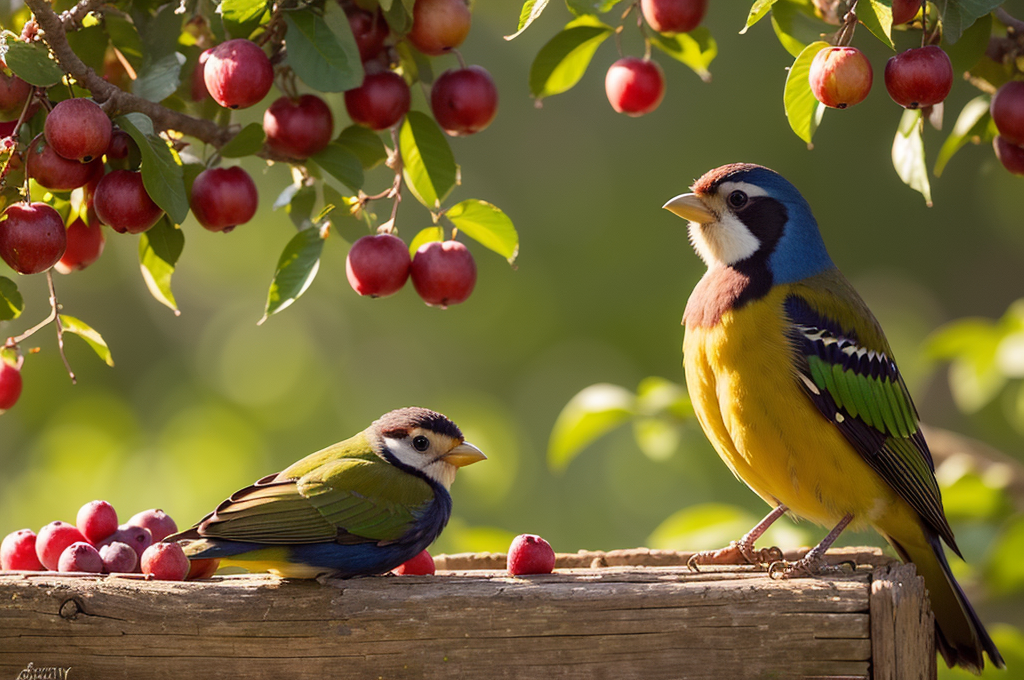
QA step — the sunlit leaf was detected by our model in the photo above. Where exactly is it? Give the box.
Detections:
[938,469,1010,521]
[59,315,114,367]
[219,123,266,158]
[139,218,184,315]
[636,376,692,419]
[529,16,613,99]
[934,95,990,177]
[0,276,24,321]
[770,0,829,58]
[409,226,444,257]
[506,0,550,40]
[259,225,326,324]
[400,111,457,209]
[632,417,680,462]
[132,52,186,103]
[336,125,387,169]
[2,38,65,86]
[548,383,636,472]
[784,40,829,146]
[648,503,809,551]
[283,5,364,93]
[286,183,317,229]
[116,113,189,224]
[311,142,364,191]
[650,28,717,82]
[221,0,268,38]
[892,108,932,206]
[565,0,619,15]
[741,0,781,34]
[445,199,518,264]
[926,317,1005,411]
[858,0,894,49]
[382,0,413,35]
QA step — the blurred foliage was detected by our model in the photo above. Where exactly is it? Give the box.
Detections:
[1,1,1024,672]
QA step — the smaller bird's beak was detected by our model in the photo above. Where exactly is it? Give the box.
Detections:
[442,442,487,468]
[663,193,715,223]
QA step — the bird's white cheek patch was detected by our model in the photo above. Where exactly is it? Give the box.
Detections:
[690,212,760,267]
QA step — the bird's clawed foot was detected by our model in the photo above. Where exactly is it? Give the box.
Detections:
[767,555,856,580]
[687,540,784,572]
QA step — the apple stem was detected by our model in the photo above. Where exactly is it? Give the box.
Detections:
[46,272,76,384]
[452,48,468,70]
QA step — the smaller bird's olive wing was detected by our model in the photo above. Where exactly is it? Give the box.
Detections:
[197,478,342,544]
[784,294,959,554]
[298,458,436,543]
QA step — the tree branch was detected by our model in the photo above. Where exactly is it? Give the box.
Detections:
[24,0,234,147]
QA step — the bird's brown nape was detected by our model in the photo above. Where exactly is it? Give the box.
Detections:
[690,163,767,194]
[374,407,463,441]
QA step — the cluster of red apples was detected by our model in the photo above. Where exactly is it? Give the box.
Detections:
[604,0,707,117]
[0,501,203,581]
[0,0,496,299]
[804,0,1024,177]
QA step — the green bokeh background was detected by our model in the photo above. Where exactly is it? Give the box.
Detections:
[2,3,1024,672]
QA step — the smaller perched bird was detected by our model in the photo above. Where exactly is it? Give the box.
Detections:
[169,407,485,579]
[663,164,1003,673]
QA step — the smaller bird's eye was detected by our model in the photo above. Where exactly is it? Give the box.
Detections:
[727,190,748,209]
[412,435,430,451]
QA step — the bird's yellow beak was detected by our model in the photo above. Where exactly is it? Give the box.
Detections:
[442,441,487,467]
[663,193,715,223]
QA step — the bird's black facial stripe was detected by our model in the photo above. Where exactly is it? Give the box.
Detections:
[733,196,788,260]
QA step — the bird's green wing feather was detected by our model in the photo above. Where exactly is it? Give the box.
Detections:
[784,281,959,554]
[196,455,435,545]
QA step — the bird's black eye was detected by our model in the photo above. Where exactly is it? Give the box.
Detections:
[727,190,748,209]
[412,435,430,452]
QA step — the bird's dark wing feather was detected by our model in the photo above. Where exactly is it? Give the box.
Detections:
[784,294,959,554]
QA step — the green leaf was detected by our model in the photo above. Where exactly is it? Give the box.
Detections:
[409,226,444,257]
[283,5,364,93]
[506,0,550,40]
[400,111,457,209]
[565,0,620,15]
[937,0,1003,44]
[770,0,827,58]
[221,0,268,38]
[445,199,518,264]
[59,315,114,367]
[636,376,692,419]
[529,16,613,99]
[648,503,810,551]
[784,40,829,146]
[382,0,413,35]
[942,12,991,73]
[632,417,680,462]
[219,122,265,158]
[858,0,894,50]
[650,28,717,82]
[934,95,990,177]
[741,0,781,34]
[1,38,66,87]
[548,383,636,472]
[132,52,186,102]
[310,142,364,192]
[892,108,932,207]
[259,225,327,324]
[139,218,185,314]
[104,13,144,72]
[987,516,1024,595]
[65,26,109,75]
[116,113,189,224]
[336,125,387,169]
[0,276,24,321]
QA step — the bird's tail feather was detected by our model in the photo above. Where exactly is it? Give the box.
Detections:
[887,532,1004,673]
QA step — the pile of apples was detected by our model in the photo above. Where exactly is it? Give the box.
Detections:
[0,500,196,581]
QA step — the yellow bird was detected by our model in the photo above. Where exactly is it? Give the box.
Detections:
[664,163,1003,673]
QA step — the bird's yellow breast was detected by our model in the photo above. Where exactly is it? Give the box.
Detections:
[683,287,899,529]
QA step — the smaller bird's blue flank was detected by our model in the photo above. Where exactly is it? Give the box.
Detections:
[732,167,834,284]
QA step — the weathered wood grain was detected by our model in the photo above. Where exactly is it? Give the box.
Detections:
[0,548,926,680]
[870,563,937,680]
